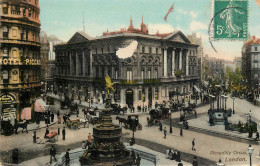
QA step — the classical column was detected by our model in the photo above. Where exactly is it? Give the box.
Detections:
[172,48,175,77]
[186,50,189,76]
[82,49,86,76]
[179,48,182,70]
[69,52,73,75]
[89,49,93,77]
[76,51,79,75]
[163,48,167,77]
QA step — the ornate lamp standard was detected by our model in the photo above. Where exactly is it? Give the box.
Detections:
[79,89,82,104]
[88,91,91,108]
[247,144,254,166]
[169,109,172,133]
[232,97,235,114]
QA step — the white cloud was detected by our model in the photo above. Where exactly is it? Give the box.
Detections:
[189,21,208,31]
[116,40,138,59]
[177,9,188,15]
[148,24,175,34]
[190,11,198,18]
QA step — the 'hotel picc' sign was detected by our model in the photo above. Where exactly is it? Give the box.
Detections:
[0,58,41,65]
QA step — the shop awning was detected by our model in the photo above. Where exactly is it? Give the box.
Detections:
[193,85,201,93]
[34,98,47,112]
[21,107,31,120]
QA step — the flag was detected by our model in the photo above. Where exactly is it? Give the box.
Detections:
[164,3,174,22]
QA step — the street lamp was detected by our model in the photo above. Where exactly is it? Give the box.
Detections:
[232,97,235,114]
[72,88,74,101]
[79,89,82,104]
[249,110,252,125]
[102,91,105,104]
[169,109,172,133]
[88,91,91,108]
[224,96,228,111]
[247,144,254,166]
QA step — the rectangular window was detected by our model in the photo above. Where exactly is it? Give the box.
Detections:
[3,5,8,14]
[156,48,158,54]
[115,69,118,79]
[96,67,99,78]
[127,70,132,81]
[3,27,8,38]
[148,70,151,79]
[255,47,258,51]
[139,90,142,100]
[254,74,258,78]
[142,47,145,53]
[101,48,103,54]
[154,69,158,78]
[254,54,258,60]
[254,63,258,68]
[3,48,8,57]
[149,47,152,53]
[13,29,18,37]
[141,70,144,79]
[107,47,110,53]
[95,48,98,54]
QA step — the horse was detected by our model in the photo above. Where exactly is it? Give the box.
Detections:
[14,121,28,133]
[116,116,127,126]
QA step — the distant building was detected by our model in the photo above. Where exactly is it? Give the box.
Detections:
[234,57,242,70]
[223,60,236,73]
[0,0,41,120]
[40,31,50,82]
[187,33,203,87]
[242,36,260,88]
[54,17,200,108]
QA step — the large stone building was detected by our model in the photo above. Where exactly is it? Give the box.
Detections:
[242,36,260,88]
[54,18,199,108]
[0,0,41,120]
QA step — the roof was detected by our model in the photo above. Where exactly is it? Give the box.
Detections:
[243,36,260,47]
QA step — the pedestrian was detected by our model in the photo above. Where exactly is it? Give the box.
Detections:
[192,138,196,151]
[62,127,66,140]
[58,128,60,135]
[12,149,19,164]
[255,131,259,141]
[164,127,167,139]
[82,141,86,149]
[192,156,198,166]
[50,145,57,163]
[177,151,181,162]
[159,121,162,131]
[33,130,36,143]
[180,128,183,136]
[131,150,136,162]
[88,133,92,145]
[44,127,49,138]
[58,115,61,124]
[65,149,70,165]
[57,110,60,117]
[77,109,79,117]
[194,110,197,118]
[133,106,135,113]
[51,112,54,122]
[135,154,141,166]
[63,114,66,124]
[147,117,150,127]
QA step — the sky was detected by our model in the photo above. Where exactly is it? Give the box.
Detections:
[40,0,260,61]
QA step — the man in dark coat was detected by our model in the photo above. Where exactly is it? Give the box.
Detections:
[164,127,167,139]
[50,145,57,163]
[33,130,36,143]
[65,149,70,165]
[57,110,60,117]
[51,112,54,122]
[44,127,49,138]
[192,138,196,151]
[135,154,141,166]
[62,127,66,140]
[192,156,198,166]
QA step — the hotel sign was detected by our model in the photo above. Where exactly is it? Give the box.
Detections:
[0,58,41,65]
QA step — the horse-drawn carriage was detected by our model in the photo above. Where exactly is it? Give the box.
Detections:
[60,96,71,109]
[66,119,81,130]
[116,115,142,130]
[110,103,127,115]
[46,131,58,142]
[148,107,171,126]
[86,109,104,124]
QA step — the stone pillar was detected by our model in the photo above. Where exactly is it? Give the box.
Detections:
[69,52,73,75]
[89,49,93,77]
[82,49,86,76]
[172,49,175,77]
[76,51,79,75]
[163,48,167,77]
[186,50,189,76]
[179,49,182,70]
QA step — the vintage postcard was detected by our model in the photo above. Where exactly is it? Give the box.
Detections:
[0,0,260,166]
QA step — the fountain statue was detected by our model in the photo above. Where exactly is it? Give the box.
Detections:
[80,75,133,165]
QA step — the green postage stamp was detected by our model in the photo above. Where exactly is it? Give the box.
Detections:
[213,0,248,40]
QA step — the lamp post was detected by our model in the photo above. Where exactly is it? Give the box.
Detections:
[130,117,136,145]
[102,91,105,104]
[249,110,252,125]
[232,97,235,114]
[79,89,82,104]
[72,88,74,101]
[247,144,254,166]
[224,96,228,111]
[169,110,172,133]
[142,93,145,112]
[88,91,91,108]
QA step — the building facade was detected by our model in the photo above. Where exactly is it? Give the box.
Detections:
[242,36,260,88]
[54,18,199,108]
[0,0,41,120]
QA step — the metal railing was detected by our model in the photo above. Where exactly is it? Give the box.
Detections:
[127,147,158,165]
